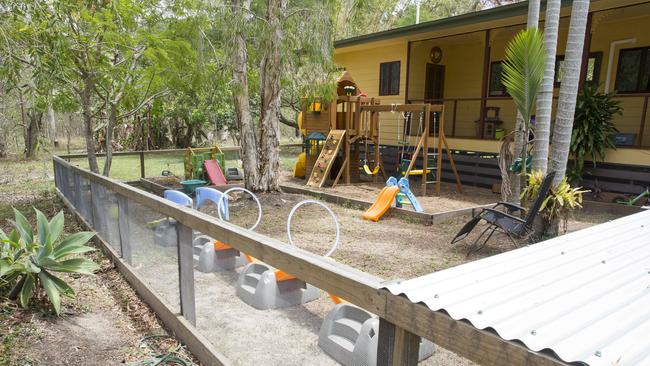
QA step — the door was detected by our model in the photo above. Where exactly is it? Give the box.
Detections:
[425,63,445,136]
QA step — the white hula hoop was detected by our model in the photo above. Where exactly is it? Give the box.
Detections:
[217,187,262,231]
[287,200,340,258]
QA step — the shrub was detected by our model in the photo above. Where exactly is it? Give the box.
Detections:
[0,208,99,314]
[522,170,589,233]
[569,85,622,183]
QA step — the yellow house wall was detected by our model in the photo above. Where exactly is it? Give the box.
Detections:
[333,43,408,146]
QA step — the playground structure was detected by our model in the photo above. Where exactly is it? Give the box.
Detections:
[301,73,462,196]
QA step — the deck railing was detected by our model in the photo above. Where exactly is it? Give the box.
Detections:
[52,152,563,366]
[409,94,650,148]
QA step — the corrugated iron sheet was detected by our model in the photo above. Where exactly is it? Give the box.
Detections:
[384,209,650,366]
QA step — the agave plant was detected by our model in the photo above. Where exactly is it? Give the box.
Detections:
[0,208,99,314]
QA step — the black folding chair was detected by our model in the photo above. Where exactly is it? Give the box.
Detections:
[451,172,556,254]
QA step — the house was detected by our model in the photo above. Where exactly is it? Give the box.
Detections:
[333,0,650,194]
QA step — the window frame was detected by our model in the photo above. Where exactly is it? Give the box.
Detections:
[615,46,650,94]
[379,61,401,96]
[554,52,603,87]
[488,61,508,97]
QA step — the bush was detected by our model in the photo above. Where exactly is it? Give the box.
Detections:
[522,170,589,234]
[569,85,622,183]
[0,208,99,314]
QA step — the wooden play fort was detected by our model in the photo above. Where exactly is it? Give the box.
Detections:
[302,72,461,195]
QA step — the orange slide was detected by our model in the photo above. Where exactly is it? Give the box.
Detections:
[362,186,400,222]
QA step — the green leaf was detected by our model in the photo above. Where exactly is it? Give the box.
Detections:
[46,258,99,275]
[48,211,65,245]
[38,271,61,315]
[35,208,49,246]
[12,208,33,245]
[47,272,76,298]
[52,232,95,259]
[19,275,35,308]
[0,259,12,277]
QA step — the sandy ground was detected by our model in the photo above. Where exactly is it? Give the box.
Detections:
[129,178,620,366]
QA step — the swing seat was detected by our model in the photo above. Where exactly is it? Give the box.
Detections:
[363,164,380,175]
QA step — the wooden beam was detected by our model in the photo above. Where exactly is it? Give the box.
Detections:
[435,106,443,196]
[117,195,133,264]
[140,151,146,179]
[479,29,491,139]
[361,104,442,113]
[404,41,412,104]
[177,223,196,326]
[638,95,648,147]
[442,135,463,193]
[422,104,430,195]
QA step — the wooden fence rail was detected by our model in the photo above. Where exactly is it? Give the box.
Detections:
[52,154,564,366]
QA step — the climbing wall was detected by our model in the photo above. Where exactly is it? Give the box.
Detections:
[307,130,346,188]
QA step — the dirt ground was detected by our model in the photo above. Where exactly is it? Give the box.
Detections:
[121,176,619,366]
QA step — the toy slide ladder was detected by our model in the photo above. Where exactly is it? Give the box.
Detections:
[307,129,346,188]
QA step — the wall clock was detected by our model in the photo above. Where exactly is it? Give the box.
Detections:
[429,46,442,64]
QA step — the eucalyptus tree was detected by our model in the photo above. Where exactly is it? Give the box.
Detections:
[531,0,561,174]
[549,0,590,185]
[221,0,337,192]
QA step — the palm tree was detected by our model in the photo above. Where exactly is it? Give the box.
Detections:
[508,0,540,204]
[549,0,590,186]
[531,0,561,174]
[502,30,545,180]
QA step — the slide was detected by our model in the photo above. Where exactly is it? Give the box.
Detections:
[362,186,400,222]
[397,178,423,212]
[204,159,227,186]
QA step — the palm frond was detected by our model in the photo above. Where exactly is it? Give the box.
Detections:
[502,28,546,122]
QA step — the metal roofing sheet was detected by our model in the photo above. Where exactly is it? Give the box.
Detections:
[384,209,650,366]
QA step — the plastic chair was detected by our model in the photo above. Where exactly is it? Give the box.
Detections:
[163,190,193,207]
[194,187,229,220]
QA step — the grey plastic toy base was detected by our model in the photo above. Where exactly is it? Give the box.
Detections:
[193,235,248,272]
[153,219,178,247]
[319,304,435,366]
[236,262,320,310]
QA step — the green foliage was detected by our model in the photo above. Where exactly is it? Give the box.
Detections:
[568,85,622,183]
[522,170,589,224]
[502,28,545,124]
[0,208,98,315]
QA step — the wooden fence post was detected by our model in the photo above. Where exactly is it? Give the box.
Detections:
[140,151,146,179]
[117,195,133,265]
[377,318,420,366]
[177,223,196,325]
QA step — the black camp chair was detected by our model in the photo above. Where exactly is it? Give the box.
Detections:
[451,171,556,254]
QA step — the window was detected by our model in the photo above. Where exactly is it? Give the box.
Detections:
[488,61,507,97]
[615,47,650,93]
[379,61,400,96]
[555,52,603,87]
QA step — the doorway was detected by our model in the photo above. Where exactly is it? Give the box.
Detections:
[424,63,445,136]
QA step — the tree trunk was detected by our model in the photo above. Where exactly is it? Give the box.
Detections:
[532,0,561,174]
[549,0,590,186]
[256,0,286,192]
[82,74,99,173]
[230,0,259,191]
[526,0,540,28]
[103,103,117,176]
[47,104,58,147]
[24,109,42,159]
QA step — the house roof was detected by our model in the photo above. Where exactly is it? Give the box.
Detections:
[334,0,573,49]
[384,209,650,366]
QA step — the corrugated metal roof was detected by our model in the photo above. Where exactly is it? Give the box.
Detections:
[384,209,650,366]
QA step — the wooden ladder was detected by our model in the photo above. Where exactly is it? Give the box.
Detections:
[307,130,346,188]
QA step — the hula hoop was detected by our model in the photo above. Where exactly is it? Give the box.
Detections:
[217,187,262,231]
[287,200,339,258]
